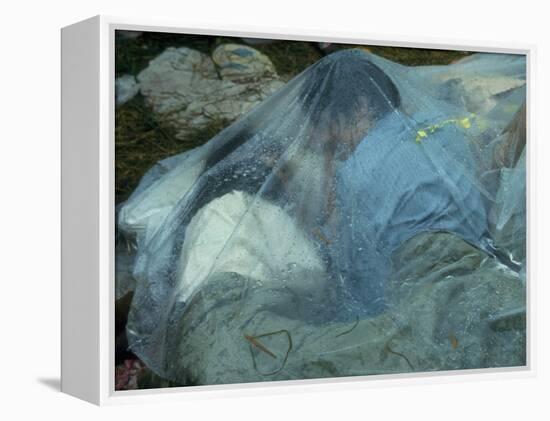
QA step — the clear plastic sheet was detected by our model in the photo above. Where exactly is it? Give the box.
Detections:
[118,49,526,385]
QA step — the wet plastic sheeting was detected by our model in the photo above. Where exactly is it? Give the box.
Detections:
[118,49,527,384]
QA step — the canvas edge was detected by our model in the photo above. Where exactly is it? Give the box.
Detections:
[59,14,536,406]
[61,15,102,405]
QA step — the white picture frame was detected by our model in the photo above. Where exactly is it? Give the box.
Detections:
[61,15,535,405]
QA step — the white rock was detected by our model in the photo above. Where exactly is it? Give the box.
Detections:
[137,45,284,139]
[115,75,140,107]
[212,43,278,83]
[137,47,218,113]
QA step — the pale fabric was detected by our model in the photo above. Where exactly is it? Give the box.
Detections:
[118,150,205,240]
[175,190,325,303]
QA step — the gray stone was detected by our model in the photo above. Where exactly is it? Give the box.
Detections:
[115,75,140,107]
[137,45,284,140]
[212,43,278,83]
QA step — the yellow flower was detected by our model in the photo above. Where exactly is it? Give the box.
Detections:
[458,117,471,129]
[415,114,475,143]
[415,130,428,143]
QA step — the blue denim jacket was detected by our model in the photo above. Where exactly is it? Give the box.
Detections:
[333,111,489,317]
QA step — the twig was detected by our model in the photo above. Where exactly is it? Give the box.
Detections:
[335,316,360,338]
[245,329,293,376]
[385,343,415,370]
[244,334,276,359]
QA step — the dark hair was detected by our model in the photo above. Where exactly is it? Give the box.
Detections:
[205,49,401,170]
[297,49,401,127]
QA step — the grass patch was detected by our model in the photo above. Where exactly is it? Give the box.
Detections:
[115,93,228,204]
[361,45,471,66]
[242,41,322,79]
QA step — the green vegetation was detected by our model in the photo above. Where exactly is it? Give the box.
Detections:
[360,44,471,66]
[115,93,229,203]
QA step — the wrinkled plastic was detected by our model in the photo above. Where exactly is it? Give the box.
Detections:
[118,49,526,384]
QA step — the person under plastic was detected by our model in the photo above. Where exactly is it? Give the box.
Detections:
[118,49,526,384]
